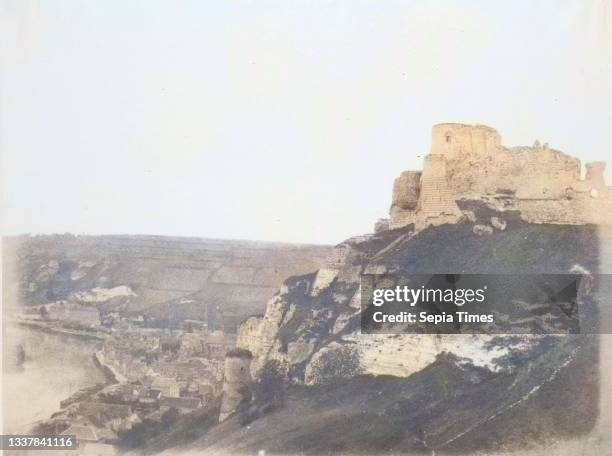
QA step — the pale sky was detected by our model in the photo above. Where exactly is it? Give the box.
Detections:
[1,0,611,244]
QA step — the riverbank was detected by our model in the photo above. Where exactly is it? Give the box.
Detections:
[2,324,108,434]
[93,350,127,384]
[15,319,107,342]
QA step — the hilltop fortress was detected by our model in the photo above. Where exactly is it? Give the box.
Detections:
[384,123,612,231]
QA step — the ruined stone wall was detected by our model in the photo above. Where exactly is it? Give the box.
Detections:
[325,245,350,268]
[389,209,416,230]
[516,197,612,226]
[391,171,421,210]
[236,316,263,356]
[389,171,421,229]
[387,123,611,231]
[445,146,581,199]
[586,162,609,198]
[414,154,463,229]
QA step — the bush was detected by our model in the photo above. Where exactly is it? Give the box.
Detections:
[253,359,286,404]
[307,345,362,384]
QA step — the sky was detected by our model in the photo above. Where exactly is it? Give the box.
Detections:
[1,0,611,245]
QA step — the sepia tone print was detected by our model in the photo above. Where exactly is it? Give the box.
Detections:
[2,1,612,455]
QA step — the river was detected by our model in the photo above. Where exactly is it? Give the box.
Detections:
[2,324,107,434]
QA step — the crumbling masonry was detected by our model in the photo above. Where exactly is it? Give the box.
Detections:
[385,123,612,231]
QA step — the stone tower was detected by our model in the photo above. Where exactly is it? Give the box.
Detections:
[219,348,253,422]
[431,123,501,159]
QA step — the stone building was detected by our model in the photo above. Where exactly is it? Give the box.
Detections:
[150,377,180,398]
[219,348,253,422]
[387,123,612,230]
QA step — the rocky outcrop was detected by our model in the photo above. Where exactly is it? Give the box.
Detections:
[238,220,604,386]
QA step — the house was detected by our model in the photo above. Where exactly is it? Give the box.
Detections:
[203,330,229,359]
[150,377,180,398]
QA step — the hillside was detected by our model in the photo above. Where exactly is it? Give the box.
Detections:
[140,215,610,454]
[2,234,332,330]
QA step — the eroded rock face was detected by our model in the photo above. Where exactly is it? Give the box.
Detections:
[236,316,263,357]
[238,221,603,387]
[287,340,315,365]
[310,268,339,296]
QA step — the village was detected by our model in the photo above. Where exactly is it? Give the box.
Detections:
[16,299,235,454]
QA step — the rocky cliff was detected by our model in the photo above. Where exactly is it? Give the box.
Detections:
[137,215,608,454]
[239,213,604,382]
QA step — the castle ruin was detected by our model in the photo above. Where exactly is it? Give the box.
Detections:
[386,123,612,231]
[219,348,253,422]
